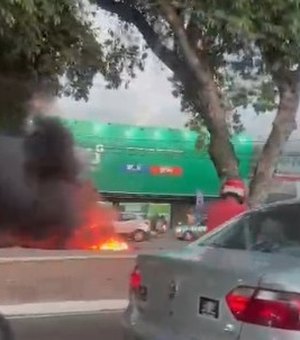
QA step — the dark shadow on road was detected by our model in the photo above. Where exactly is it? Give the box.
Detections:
[10,312,123,340]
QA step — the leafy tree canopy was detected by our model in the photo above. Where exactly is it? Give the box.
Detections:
[2,0,300,203]
[96,0,300,203]
[0,0,142,131]
[97,0,300,128]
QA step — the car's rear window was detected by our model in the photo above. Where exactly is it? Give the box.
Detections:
[196,202,300,257]
[119,213,137,221]
[119,213,145,221]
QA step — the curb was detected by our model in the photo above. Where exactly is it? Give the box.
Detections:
[0,300,128,318]
[0,254,136,263]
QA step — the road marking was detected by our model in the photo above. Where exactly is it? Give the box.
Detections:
[0,299,129,318]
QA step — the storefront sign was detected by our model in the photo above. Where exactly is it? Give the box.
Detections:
[150,166,183,176]
[123,164,148,173]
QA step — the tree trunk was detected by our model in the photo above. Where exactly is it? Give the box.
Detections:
[160,2,239,180]
[200,81,239,179]
[249,79,299,207]
[208,128,239,179]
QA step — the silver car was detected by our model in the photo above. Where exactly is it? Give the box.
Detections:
[123,200,300,339]
[175,224,207,241]
[114,212,151,242]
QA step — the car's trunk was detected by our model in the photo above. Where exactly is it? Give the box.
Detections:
[124,201,300,339]
[133,247,297,339]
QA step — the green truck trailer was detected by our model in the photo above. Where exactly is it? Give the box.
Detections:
[62,118,300,202]
[62,118,255,200]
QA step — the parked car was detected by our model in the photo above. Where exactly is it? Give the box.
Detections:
[114,212,151,242]
[174,223,207,241]
[123,200,300,339]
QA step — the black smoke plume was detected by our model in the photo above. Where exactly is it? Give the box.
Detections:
[0,117,82,247]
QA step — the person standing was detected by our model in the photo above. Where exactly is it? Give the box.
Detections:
[206,178,248,233]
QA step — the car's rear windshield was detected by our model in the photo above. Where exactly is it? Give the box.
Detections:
[195,202,300,257]
[119,213,146,221]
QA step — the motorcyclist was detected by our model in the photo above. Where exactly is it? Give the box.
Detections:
[206,177,248,233]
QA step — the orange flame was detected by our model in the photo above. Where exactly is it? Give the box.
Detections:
[90,237,129,251]
[66,181,129,252]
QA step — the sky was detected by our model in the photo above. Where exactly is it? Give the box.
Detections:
[53,54,186,129]
[52,8,300,141]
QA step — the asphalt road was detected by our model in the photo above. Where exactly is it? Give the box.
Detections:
[9,312,123,340]
[0,231,186,258]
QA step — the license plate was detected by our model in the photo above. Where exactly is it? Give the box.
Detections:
[199,296,219,319]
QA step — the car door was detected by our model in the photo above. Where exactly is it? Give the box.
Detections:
[167,212,270,340]
[114,213,137,234]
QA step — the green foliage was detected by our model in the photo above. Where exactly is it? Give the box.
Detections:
[0,0,106,97]
[0,0,144,131]
[96,0,300,133]
[0,0,103,130]
[3,0,298,136]
[188,0,300,107]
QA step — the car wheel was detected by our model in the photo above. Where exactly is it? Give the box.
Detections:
[183,231,195,242]
[0,315,13,340]
[132,229,147,242]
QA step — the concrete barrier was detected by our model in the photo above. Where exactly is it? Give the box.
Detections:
[0,256,136,305]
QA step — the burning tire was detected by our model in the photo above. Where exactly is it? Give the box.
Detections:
[132,229,147,242]
[0,315,13,340]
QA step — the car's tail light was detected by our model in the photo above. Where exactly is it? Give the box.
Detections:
[130,265,142,291]
[226,286,300,330]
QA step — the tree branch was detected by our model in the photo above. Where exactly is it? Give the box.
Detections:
[95,0,181,72]
[96,0,200,106]
[249,69,300,205]
[159,1,211,88]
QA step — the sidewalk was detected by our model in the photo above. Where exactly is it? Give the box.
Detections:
[0,256,135,305]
